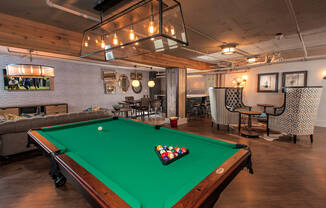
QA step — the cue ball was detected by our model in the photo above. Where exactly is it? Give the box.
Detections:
[98,126,103,131]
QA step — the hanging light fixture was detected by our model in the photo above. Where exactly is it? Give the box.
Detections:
[148,16,155,34]
[113,32,119,45]
[221,43,237,55]
[148,3,155,34]
[81,0,188,61]
[129,25,135,41]
[101,40,106,49]
[6,64,55,77]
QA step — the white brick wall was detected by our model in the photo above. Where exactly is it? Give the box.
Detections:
[0,54,150,112]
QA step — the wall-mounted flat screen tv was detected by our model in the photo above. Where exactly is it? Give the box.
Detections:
[3,69,52,91]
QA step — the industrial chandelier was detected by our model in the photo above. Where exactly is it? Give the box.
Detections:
[6,64,55,77]
[80,0,188,61]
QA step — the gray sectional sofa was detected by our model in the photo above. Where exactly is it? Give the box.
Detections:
[0,111,111,157]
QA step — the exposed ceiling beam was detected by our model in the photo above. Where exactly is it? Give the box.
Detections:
[0,12,215,70]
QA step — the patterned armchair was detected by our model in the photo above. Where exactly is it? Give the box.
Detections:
[267,87,323,143]
[209,87,251,129]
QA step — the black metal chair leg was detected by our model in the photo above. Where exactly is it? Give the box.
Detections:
[310,135,313,144]
[211,122,213,127]
[217,124,220,130]
[293,135,297,144]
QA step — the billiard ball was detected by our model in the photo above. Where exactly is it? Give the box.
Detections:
[168,146,174,150]
[168,153,174,159]
[173,152,178,157]
[159,150,166,154]
[163,146,168,150]
[175,147,180,152]
[161,152,168,158]
[156,145,163,151]
[163,156,169,161]
[181,147,187,153]
[98,126,103,131]
[178,149,183,154]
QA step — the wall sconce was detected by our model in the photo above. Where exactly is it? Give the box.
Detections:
[232,75,247,88]
[322,71,326,79]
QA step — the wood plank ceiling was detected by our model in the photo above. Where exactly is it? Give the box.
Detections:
[0,12,215,70]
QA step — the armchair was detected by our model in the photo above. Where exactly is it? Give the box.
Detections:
[209,87,251,129]
[266,86,323,143]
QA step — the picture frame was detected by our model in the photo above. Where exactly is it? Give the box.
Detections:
[130,72,136,80]
[282,71,307,88]
[102,70,117,81]
[257,72,279,93]
[136,72,143,80]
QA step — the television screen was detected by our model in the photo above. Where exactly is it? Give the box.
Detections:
[3,69,52,91]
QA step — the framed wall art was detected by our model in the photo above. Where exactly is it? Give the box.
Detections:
[257,73,279,93]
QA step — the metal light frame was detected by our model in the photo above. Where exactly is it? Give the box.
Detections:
[80,0,188,61]
[5,64,55,77]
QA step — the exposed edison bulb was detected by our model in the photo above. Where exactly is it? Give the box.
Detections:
[151,37,155,41]
[87,36,90,41]
[30,66,33,74]
[95,39,99,44]
[84,41,88,47]
[101,40,105,49]
[113,33,119,45]
[148,16,155,34]
[120,42,124,49]
[170,26,175,36]
[129,26,135,41]
[135,37,139,45]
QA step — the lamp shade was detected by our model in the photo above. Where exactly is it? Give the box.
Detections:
[148,80,155,88]
[132,80,140,88]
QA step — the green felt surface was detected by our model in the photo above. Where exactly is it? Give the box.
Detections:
[37,118,239,208]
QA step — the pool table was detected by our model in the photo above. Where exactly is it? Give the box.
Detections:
[27,117,253,208]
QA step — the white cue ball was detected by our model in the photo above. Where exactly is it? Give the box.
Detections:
[98,126,103,131]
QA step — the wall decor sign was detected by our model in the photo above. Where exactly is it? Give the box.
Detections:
[257,73,279,93]
[102,70,117,94]
[130,72,136,80]
[282,71,307,88]
[136,72,143,80]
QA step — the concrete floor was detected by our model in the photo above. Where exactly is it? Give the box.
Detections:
[1,118,326,208]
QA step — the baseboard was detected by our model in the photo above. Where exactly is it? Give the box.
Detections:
[315,119,326,127]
